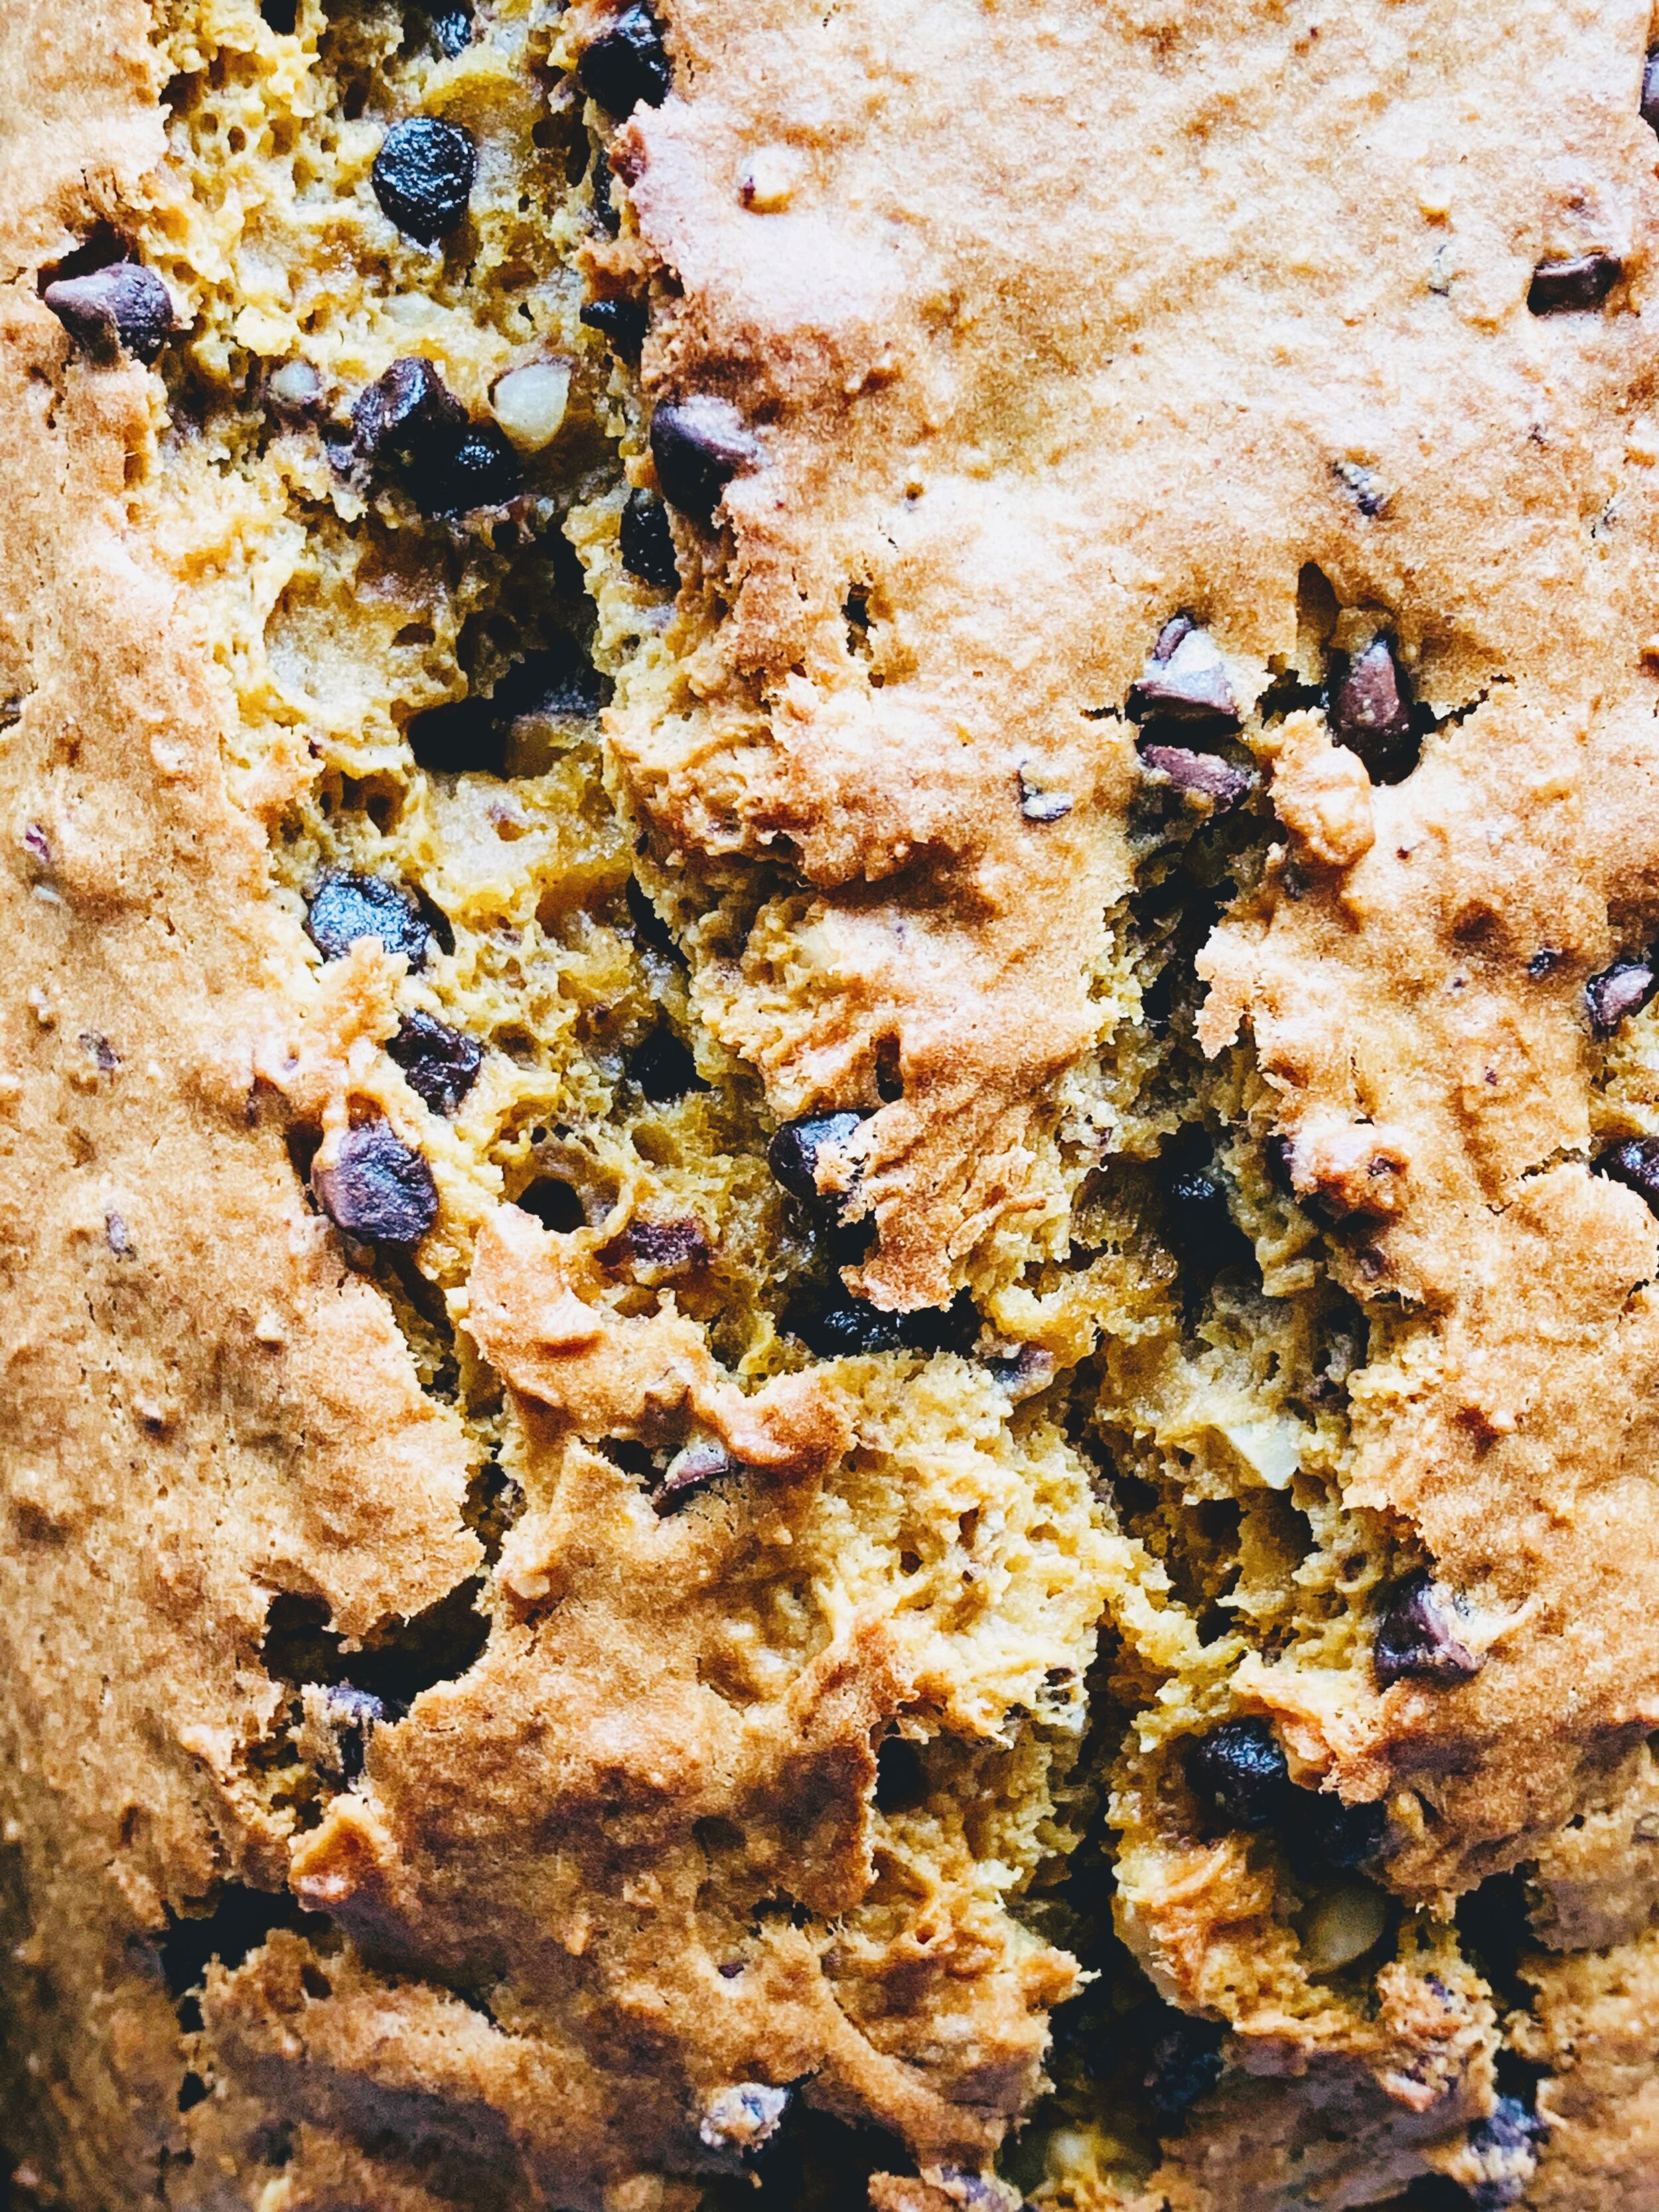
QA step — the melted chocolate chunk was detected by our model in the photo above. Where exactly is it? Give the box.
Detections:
[1143,2008,1226,2132]
[352,355,467,466]
[305,874,431,968]
[1597,1134,1659,1214]
[1128,619,1240,725]
[1373,1568,1481,1689]
[43,263,175,365]
[1644,50,1659,135]
[617,1217,710,1275]
[620,487,679,590]
[577,4,672,114]
[1328,637,1415,782]
[581,297,649,360]
[1528,252,1621,315]
[1585,956,1657,1036]
[768,1111,865,1207]
[313,1119,439,1246]
[423,421,524,517]
[1139,742,1254,811]
[630,1027,707,1101]
[371,115,477,243]
[1187,1718,1289,1831]
[386,1009,481,1115]
[650,397,761,524]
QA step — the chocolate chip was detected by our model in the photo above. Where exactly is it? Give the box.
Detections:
[580,297,648,360]
[1143,2009,1226,2132]
[1466,2097,1545,2211]
[653,1438,731,1514]
[313,1119,438,1246]
[1644,50,1659,135]
[1017,767,1073,822]
[577,5,671,113]
[1301,1793,1389,1872]
[768,1111,865,1207]
[1328,637,1415,782]
[787,1287,976,1360]
[630,1027,707,1100]
[589,147,620,235]
[620,487,679,590]
[371,116,477,243]
[1527,948,1561,979]
[982,1343,1056,1400]
[1597,1135,1659,1215]
[1139,743,1254,812]
[1187,1718,1288,1831]
[305,874,432,968]
[616,1217,709,1274]
[1373,1569,1481,1689]
[352,356,467,467]
[1585,956,1657,1036]
[650,398,761,524]
[1128,620,1240,725]
[1528,252,1621,315]
[43,263,175,365]
[423,421,524,517]
[428,3,472,56]
[386,1009,481,1115]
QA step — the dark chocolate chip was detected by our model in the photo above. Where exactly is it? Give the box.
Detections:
[1128,620,1240,725]
[1328,638,1415,781]
[1143,2008,1226,2132]
[1597,1134,1659,1215]
[618,1217,709,1274]
[788,1294,908,1359]
[626,873,678,955]
[767,1111,865,1207]
[577,4,671,114]
[386,1009,482,1115]
[589,146,620,235]
[405,697,505,775]
[1300,1793,1389,1872]
[620,487,679,590]
[1644,50,1659,136]
[580,297,648,360]
[428,3,472,56]
[1528,252,1621,315]
[371,115,477,243]
[1585,956,1657,1036]
[43,263,175,365]
[650,397,761,524]
[423,420,524,516]
[305,874,432,969]
[630,1027,707,1101]
[1139,742,1254,812]
[1466,2097,1546,2211]
[1373,1568,1481,1689]
[352,355,467,466]
[653,1438,731,1514]
[1187,1718,1289,1831]
[1526,948,1561,979]
[313,1118,438,1246]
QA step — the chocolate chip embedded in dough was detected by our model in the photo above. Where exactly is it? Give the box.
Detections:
[787,1293,908,1359]
[1187,1718,1289,1831]
[1139,743,1254,812]
[1372,1568,1482,1689]
[577,5,672,115]
[313,1119,439,1247]
[42,263,175,365]
[620,488,679,589]
[423,422,524,517]
[768,1111,865,1206]
[1301,1791,1389,1871]
[305,874,433,969]
[1143,2009,1226,2132]
[371,116,478,244]
[617,1217,710,1275]
[386,1010,482,1116]
[1528,252,1621,315]
[1127,620,1240,725]
[580,297,648,360]
[1328,637,1414,778]
[352,356,467,467]
[1595,1135,1659,1215]
[649,398,762,524]
[1585,957,1657,1037]
[1644,50,1659,135]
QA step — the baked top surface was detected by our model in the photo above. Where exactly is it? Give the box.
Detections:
[7,1,1659,2208]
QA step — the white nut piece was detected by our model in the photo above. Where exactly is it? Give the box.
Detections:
[737,147,800,212]
[1302,1879,1388,1973]
[490,359,571,451]
[697,2081,790,2154]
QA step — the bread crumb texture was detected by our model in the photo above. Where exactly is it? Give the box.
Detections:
[7,0,1659,2206]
